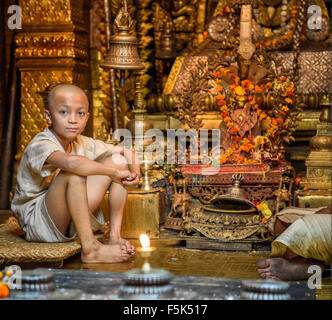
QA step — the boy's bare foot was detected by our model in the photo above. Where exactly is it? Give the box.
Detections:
[81,240,131,264]
[257,257,325,281]
[108,236,136,256]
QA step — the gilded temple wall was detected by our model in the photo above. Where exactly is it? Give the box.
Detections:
[15,0,91,158]
[13,0,332,160]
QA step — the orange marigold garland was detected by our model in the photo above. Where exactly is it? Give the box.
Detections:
[214,67,295,165]
[0,268,12,299]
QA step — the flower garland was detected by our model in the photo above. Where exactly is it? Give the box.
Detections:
[214,67,295,165]
[0,268,12,298]
[255,2,301,50]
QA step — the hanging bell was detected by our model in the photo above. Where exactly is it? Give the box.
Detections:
[100,0,145,71]
[155,22,177,60]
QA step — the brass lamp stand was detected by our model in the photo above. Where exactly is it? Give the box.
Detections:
[126,78,156,191]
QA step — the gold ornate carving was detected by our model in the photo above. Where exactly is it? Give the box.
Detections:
[20,0,71,24]
[20,0,87,26]
[182,202,267,241]
[15,33,88,59]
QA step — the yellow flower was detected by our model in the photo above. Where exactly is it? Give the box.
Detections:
[235,86,245,96]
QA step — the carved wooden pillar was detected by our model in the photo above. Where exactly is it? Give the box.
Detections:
[15,0,91,157]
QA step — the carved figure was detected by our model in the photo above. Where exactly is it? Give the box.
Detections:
[169,169,192,219]
[273,166,295,212]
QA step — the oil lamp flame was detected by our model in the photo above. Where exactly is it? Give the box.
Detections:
[139,234,150,250]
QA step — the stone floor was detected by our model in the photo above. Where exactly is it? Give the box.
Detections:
[60,236,331,300]
[8,267,317,300]
[1,210,331,300]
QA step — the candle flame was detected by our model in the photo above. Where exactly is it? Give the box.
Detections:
[139,234,150,249]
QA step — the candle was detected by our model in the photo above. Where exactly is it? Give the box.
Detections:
[139,234,153,251]
[138,234,156,273]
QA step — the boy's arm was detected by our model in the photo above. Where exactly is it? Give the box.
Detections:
[121,147,141,175]
[46,151,131,183]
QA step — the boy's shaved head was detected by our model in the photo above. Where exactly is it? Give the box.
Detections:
[48,84,88,110]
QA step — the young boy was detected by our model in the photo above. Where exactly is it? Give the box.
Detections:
[11,84,140,263]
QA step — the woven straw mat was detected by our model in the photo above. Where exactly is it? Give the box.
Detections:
[0,217,84,264]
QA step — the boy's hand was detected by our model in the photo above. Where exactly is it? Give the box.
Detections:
[112,169,132,185]
[121,171,140,190]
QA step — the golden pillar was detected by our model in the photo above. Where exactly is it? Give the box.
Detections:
[15,0,91,157]
[298,94,332,208]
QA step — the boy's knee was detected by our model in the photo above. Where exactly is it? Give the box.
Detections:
[59,171,86,183]
[106,154,128,171]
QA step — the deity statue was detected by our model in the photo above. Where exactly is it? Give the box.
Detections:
[172,0,196,33]
[171,0,198,51]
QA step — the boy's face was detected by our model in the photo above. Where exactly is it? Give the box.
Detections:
[44,90,90,142]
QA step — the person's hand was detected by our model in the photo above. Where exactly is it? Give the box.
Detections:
[121,171,140,190]
[111,169,132,185]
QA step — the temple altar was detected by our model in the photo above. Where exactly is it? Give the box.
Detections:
[0,0,331,302]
